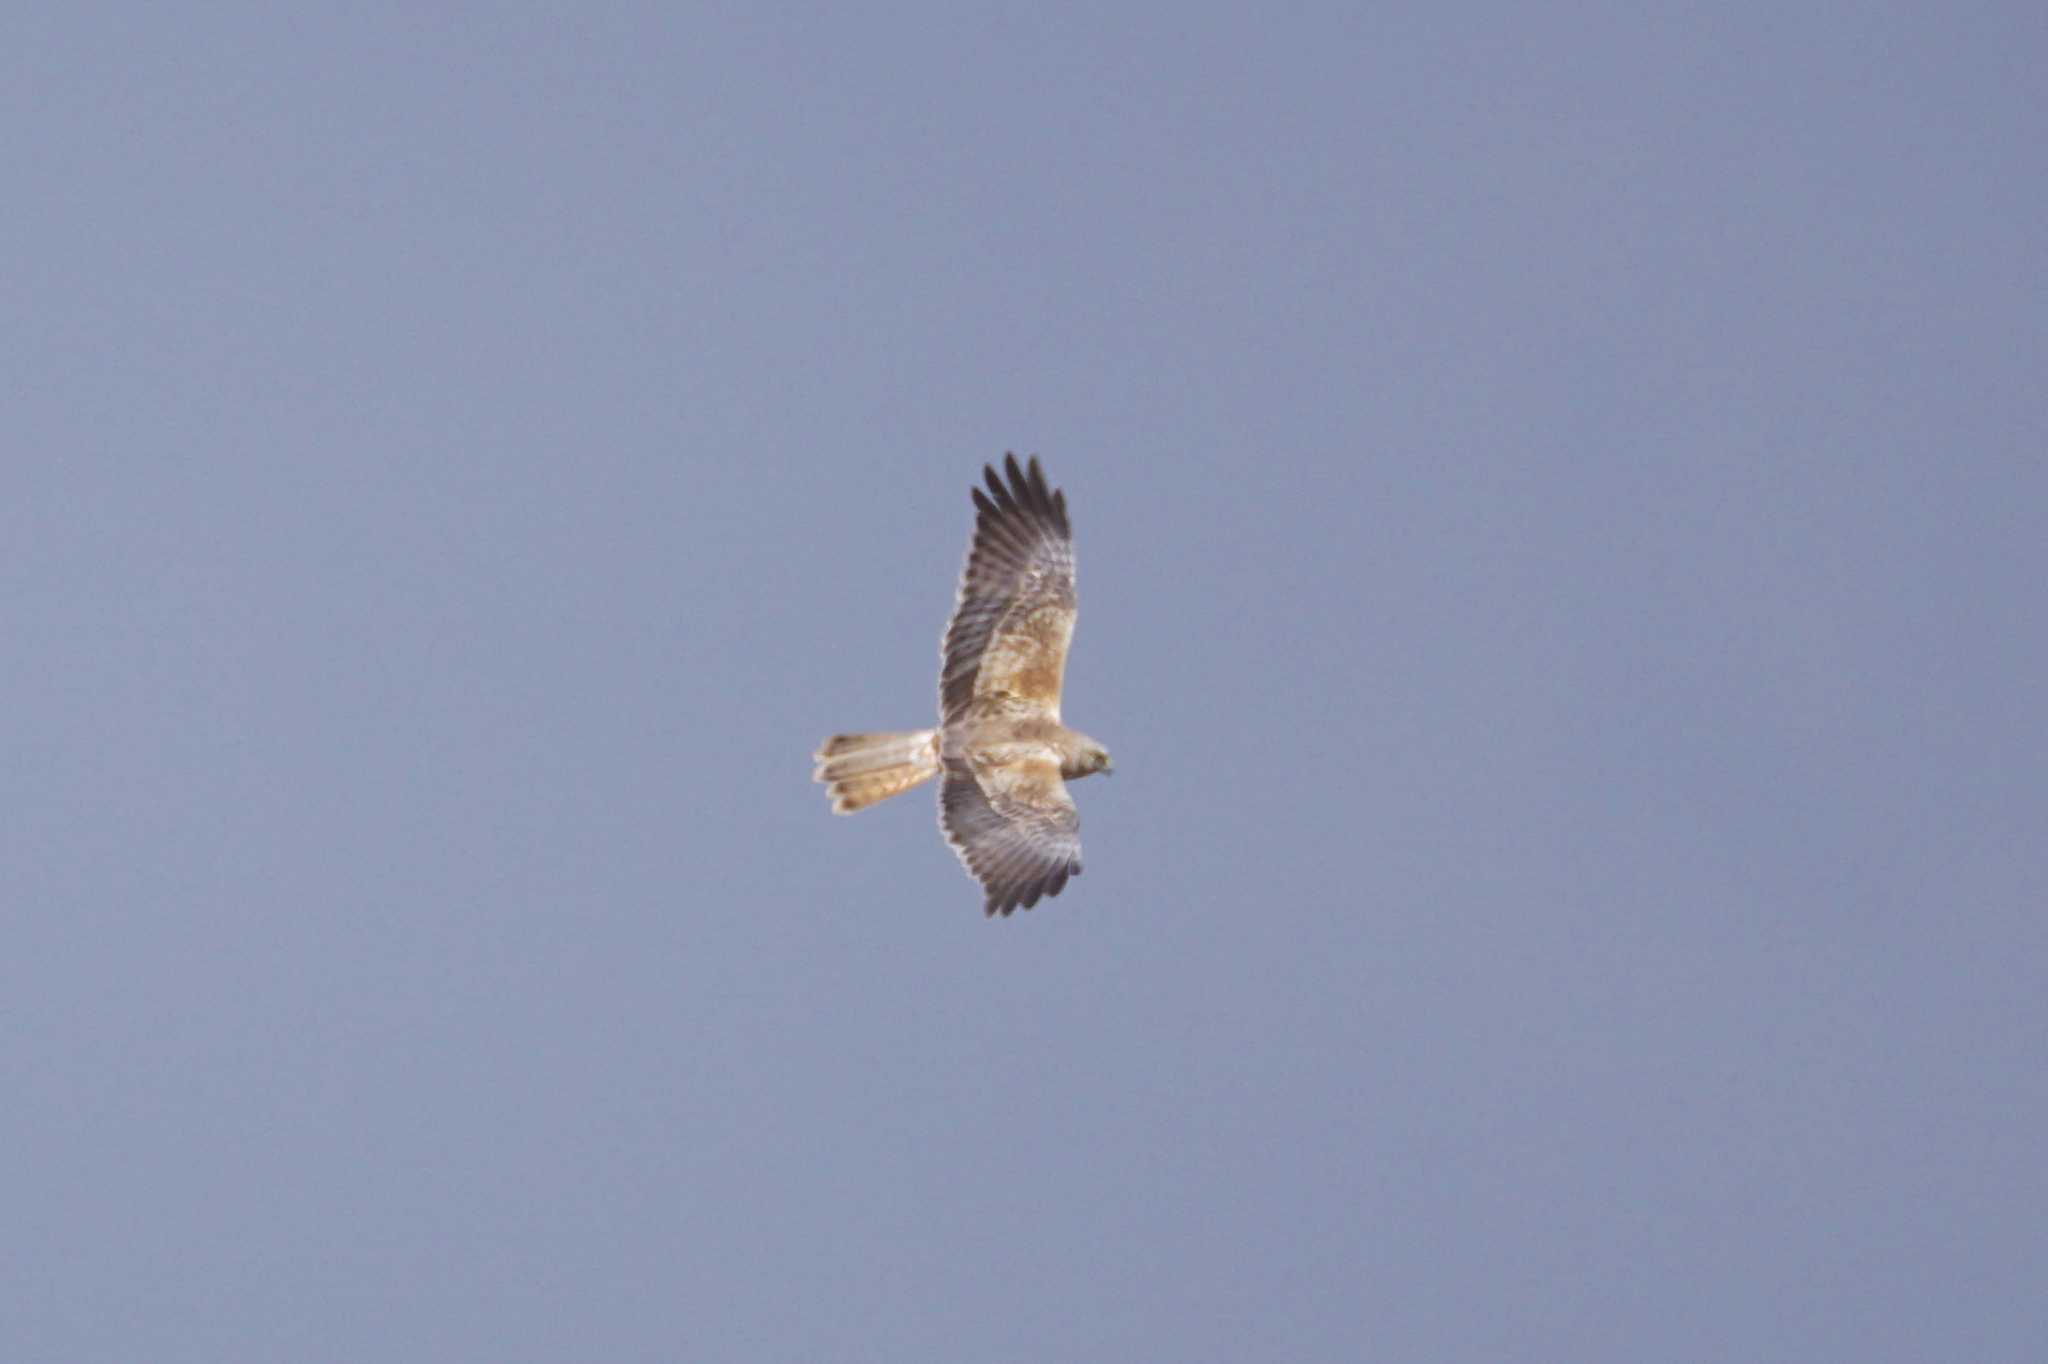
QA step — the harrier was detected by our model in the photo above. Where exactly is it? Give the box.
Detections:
[813,455,1112,916]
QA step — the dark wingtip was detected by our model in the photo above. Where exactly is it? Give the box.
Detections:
[983,463,1010,506]
[975,452,1068,533]
[1021,455,1047,515]
[982,863,1082,917]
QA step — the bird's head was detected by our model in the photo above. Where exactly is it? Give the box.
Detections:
[1065,734,1114,781]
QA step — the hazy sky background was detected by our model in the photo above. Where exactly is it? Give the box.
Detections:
[6,4,2044,1360]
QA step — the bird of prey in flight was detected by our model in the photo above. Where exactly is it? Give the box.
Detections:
[813,455,1112,916]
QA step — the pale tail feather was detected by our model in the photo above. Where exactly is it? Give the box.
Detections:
[812,730,940,814]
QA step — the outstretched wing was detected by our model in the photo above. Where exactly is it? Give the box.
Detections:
[939,454,1076,724]
[940,754,1082,917]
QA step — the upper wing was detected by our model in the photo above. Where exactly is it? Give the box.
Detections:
[939,454,1076,724]
[940,753,1082,917]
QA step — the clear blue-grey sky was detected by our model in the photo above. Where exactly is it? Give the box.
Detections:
[6,4,2044,1360]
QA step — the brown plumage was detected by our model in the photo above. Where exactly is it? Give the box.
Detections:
[812,730,939,813]
[813,455,1113,917]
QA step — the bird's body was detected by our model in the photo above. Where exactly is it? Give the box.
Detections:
[813,455,1112,917]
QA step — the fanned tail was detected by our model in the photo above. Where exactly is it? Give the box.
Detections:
[812,730,941,814]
